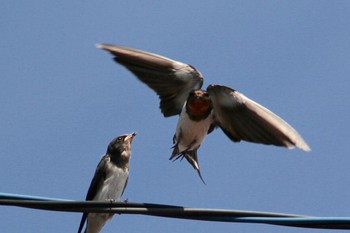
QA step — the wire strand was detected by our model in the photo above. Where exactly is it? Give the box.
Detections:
[1,192,350,230]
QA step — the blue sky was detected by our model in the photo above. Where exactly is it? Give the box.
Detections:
[1,1,350,232]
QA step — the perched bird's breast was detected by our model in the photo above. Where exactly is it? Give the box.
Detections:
[95,164,129,201]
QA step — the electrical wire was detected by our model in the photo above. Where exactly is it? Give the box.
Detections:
[1,192,350,230]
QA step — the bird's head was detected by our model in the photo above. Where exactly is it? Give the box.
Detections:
[107,132,137,157]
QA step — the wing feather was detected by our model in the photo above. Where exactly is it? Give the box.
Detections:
[207,85,310,151]
[98,44,203,116]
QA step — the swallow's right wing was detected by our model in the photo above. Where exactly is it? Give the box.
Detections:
[98,44,204,117]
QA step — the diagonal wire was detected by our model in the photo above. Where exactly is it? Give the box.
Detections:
[1,192,350,230]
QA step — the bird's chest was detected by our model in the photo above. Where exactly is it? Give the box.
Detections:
[94,165,129,201]
[175,108,214,151]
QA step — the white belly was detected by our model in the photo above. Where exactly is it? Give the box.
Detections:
[94,166,129,201]
[175,106,214,152]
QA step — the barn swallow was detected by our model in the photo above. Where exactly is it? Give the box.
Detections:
[77,132,136,233]
[97,43,310,182]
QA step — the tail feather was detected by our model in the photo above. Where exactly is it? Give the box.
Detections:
[183,150,206,184]
[169,145,179,161]
[170,147,205,184]
[77,213,87,233]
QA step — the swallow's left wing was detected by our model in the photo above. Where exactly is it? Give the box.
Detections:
[207,85,310,151]
[77,155,108,233]
[120,177,128,197]
[98,43,204,117]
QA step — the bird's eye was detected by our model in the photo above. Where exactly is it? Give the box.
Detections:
[116,136,123,142]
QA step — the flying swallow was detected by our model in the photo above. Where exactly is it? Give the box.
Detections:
[97,43,310,182]
[77,132,136,233]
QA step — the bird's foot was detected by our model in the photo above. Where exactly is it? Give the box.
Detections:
[106,198,116,203]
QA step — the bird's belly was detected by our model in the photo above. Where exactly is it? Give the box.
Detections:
[86,212,112,233]
[175,111,214,152]
[94,167,128,201]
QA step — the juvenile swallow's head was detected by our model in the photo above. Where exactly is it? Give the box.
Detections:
[185,90,213,121]
[107,132,136,159]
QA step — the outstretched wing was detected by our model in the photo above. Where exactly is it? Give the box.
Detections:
[207,85,310,151]
[98,43,204,116]
[77,155,108,233]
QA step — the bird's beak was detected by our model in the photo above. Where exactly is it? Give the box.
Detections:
[125,132,137,142]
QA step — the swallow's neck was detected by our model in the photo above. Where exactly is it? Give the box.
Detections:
[185,102,213,121]
[109,151,131,170]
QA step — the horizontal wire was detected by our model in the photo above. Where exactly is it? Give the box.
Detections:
[1,192,350,230]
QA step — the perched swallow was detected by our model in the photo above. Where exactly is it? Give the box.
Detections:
[97,43,310,182]
[77,132,136,233]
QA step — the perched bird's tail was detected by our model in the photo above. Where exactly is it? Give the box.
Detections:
[77,213,87,233]
[170,148,205,184]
